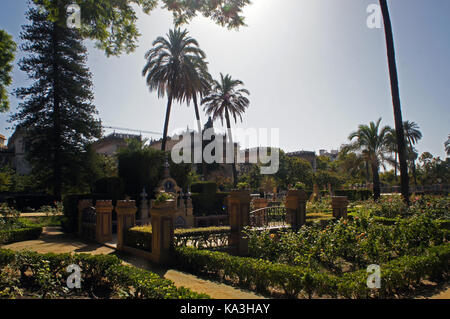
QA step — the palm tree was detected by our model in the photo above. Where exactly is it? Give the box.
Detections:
[445,135,450,156]
[181,57,212,180]
[202,73,250,187]
[182,59,212,134]
[403,121,422,188]
[347,118,392,200]
[143,28,207,151]
[379,0,410,204]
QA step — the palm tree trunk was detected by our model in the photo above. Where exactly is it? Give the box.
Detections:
[412,159,417,190]
[365,161,370,183]
[161,95,173,152]
[225,108,238,187]
[372,163,381,200]
[193,95,202,134]
[379,0,410,205]
[193,94,206,180]
[394,152,398,178]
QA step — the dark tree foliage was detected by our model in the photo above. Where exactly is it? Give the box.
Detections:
[0,29,16,112]
[118,141,193,200]
[11,5,101,199]
[37,0,251,56]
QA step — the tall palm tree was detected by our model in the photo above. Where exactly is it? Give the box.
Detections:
[182,59,212,134]
[202,73,250,187]
[379,0,410,204]
[143,28,207,151]
[347,118,392,200]
[181,57,212,179]
[403,120,422,188]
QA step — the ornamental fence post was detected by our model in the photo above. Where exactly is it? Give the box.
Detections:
[228,190,251,256]
[331,196,349,219]
[285,190,307,232]
[115,200,137,250]
[95,200,113,243]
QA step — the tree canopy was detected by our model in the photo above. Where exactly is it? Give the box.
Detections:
[36,0,251,56]
[12,5,102,198]
[0,29,16,112]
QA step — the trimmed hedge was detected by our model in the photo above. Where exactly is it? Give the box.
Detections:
[106,264,209,299]
[334,189,373,201]
[0,193,58,212]
[0,248,209,299]
[0,226,42,244]
[124,226,152,251]
[191,182,218,194]
[124,226,231,251]
[93,177,124,200]
[191,192,229,216]
[174,243,450,298]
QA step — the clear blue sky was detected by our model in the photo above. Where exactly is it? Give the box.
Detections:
[0,0,449,159]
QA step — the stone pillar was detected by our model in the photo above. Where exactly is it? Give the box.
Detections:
[95,200,113,243]
[77,199,93,237]
[150,200,176,264]
[285,190,307,232]
[332,196,349,219]
[228,190,251,256]
[115,200,137,250]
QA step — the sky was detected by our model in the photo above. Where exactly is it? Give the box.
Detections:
[0,0,449,159]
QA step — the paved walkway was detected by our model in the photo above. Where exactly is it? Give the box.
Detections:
[1,227,263,299]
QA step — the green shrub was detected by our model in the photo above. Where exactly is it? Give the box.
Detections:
[191,182,217,194]
[106,264,209,299]
[124,226,152,251]
[123,225,231,251]
[0,226,42,244]
[191,192,229,216]
[174,243,450,298]
[93,177,124,201]
[0,249,209,299]
[154,191,174,205]
[334,189,372,201]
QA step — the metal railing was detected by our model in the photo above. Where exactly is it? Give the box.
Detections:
[249,206,289,229]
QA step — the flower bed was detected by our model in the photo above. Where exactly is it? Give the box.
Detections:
[0,204,43,244]
[173,197,449,299]
[0,249,209,299]
[246,213,445,272]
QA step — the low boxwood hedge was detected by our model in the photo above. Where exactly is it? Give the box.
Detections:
[0,226,42,244]
[174,243,450,299]
[124,226,231,251]
[0,248,209,299]
[124,225,152,251]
